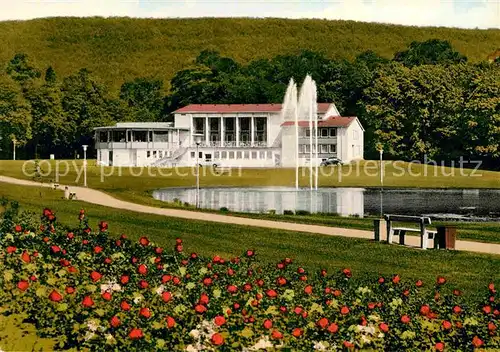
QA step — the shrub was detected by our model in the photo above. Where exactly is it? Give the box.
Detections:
[0,206,498,351]
[283,210,294,215]
[219,207,229,213]
[268,209,276,215]
[295,210,311,216]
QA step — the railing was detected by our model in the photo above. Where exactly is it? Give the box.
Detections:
[193,141,269,148]
[150,147,188,167]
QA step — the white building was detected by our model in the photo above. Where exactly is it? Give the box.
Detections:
[94,103,364,168]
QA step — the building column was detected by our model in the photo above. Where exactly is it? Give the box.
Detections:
[189,116,194,147]
[205,117,210,146]
[236,117,240,147]
[220,117,225,147]
[250,116,255,147]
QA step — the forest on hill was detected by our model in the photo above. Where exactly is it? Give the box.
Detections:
[0,23,499,167]
[1,17,500,92]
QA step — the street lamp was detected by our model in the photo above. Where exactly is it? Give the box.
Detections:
[194,135,203,208]
[82,145,88,187]
[378,146,384,218]
[12,138,16,160]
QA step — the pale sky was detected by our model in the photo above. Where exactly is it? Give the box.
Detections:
[0,0,499,29]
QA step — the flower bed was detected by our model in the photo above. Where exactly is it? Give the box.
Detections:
[0,205,498,351]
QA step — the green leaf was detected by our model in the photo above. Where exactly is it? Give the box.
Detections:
[156,339,165,348]
[240,328,253,338]
[178,267,186,277]
[57,303,68,312]
[213,288,221,298]
[186,282,195,290]
[265,306,278,315]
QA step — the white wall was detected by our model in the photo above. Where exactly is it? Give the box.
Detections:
[345,120,364,162]
[267,112,282,147]
[281,127,297,167]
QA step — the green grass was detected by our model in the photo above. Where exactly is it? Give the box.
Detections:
[0,183,499,300]
[1,159,499,243]
[1,17,500,92]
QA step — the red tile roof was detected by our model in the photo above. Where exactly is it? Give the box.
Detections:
[173,103,333,114]
[281,116,356,128]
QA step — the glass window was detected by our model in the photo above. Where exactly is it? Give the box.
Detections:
[353,130,359,140]
[244,151,250,159]
[305,129,310,137]
[159,151,163,158]
[321,128,328,137]
[321,145,328,153]
[99,131,108,142]
[154,131,169,143]
[305,145,311,153]
[199,152,203,158]
[112,130,126,142]
[147,151,151,158]
[221,151,227,159]
[330,128,337,137]
[330,144,337,153]
[236,151,242,159]
[214,151,220,159]
[251,151,257,159]
[153,151,157,158]
[191,152,195,158]
[229,151,235,159]
[267,151,272,159]
[259,151,266,159]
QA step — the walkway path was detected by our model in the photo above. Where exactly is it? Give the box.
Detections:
[1,175,499,255]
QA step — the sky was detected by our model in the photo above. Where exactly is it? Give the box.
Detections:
[0,0,499,29]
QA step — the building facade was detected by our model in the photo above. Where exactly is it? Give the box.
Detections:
[94,103,364,168]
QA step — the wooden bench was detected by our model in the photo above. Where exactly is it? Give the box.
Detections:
[384,214,438,250]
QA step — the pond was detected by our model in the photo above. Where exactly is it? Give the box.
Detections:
[152,187,500,221]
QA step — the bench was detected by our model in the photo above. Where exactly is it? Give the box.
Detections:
[384,214,438,250]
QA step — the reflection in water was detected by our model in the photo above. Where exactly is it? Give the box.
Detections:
[152,187,500,221]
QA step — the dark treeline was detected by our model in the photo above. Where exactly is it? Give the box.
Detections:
[0,39,499,167]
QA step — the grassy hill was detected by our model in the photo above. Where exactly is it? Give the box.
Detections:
[1,17,500,91]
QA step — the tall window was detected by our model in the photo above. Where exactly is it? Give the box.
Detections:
[153,131,168,142]
[330,128,337,137]
[330,144,337,153]
[239,117,251,145]
[254,117,267,144]
[321,128,328,138]
[112,130,126,142]
[209,118,220,143]
[224,118,235,144]
[99,131,108,143]
[193,118,205,137]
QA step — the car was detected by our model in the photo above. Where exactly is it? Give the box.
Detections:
[320,157,343,166]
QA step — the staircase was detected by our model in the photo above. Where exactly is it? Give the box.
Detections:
[150,147,187,167]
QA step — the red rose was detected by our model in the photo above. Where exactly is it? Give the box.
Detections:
[195,304,207,314]
[317,317,329,329]
[67,266,77,273]
[110,316,120,328]
[121,300,131,311]
[129,328,143,340]
[392,275,400,284]
[403,289,410,297]
[435,342,445,351]
[140,307,151,319]
[21,251,31,263]
[199,293,209,305]
[211,332,224,346]
[271,330,283,340]
[82,296,94,307]
[456,321,463,329]
[233,302,240,310]
[162,275,172,284]
[160,291,172,303]
[292,328,303,337]
[488,282,495,292]
[279,306,287,313]
[175,245,183,252]
[453,305,462,314]
[483,305,492,314]
[165,316,176,328]
[59,259,70,267]
[304,285,313,295]
[420,305,431,316]
[340,306,350,315]
[49,290,63,302]
[102,291,112,301]
[139,237,149,246]
[343,341,354,349]
[50,245,61,254]
[442,320,452,330]
[472,336,483,348]
[6,246,16,254]
[294,306,303,315]
[328,323,339,334]
[297,267,305,274]
[17,281,29,291]
[138,280,149,289]
[93,246,103,254]
[378,277,385,284]
[436,276,446,285]
[104,257,112,264]
[266,289,278,298]
[172,277,180,285]
[90,271,102,282]
[30,275,37,281]
[342,268,352,278]
[453,289,461,296]
[214,315,226,326]
[227,285,238,294]
[246,249,254,257]
[263,319,273,329]
[277,263,284,269]
[368,302,376,310]
[82,239,89,245]
[401,315,411,324]
[299,276,307,281]
[488,322,496,331]
[379,323,389,333]
[67,232,74,239]
[302,311,308,319]
[321,269,327,277]
[15,224,22,232]
[243,283,252,292]
[277,277,287,286]
[138,264,147,275]
[65,287,75,294]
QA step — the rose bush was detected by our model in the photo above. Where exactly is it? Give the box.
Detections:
[0,205,498,351]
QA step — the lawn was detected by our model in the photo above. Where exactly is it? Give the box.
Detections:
[0,183,499,300]
[1,159,500,244]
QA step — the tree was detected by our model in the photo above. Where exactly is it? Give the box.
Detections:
[6,53,41,85]
[393,39,467,67]
[44,66,57,85]
[0,78,32,157]
[120,78,165,122]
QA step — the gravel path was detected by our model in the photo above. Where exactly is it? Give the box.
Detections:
[1,175,499,255]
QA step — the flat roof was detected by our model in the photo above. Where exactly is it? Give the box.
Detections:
[94,122,188,130]
[173,103,333,114]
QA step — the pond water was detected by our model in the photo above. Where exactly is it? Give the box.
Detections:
[152,187,500,221]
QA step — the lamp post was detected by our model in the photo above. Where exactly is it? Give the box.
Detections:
[194,135,202,208]
[82,145,88,187]
[12,138,16,161]
[378,147,384,218]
